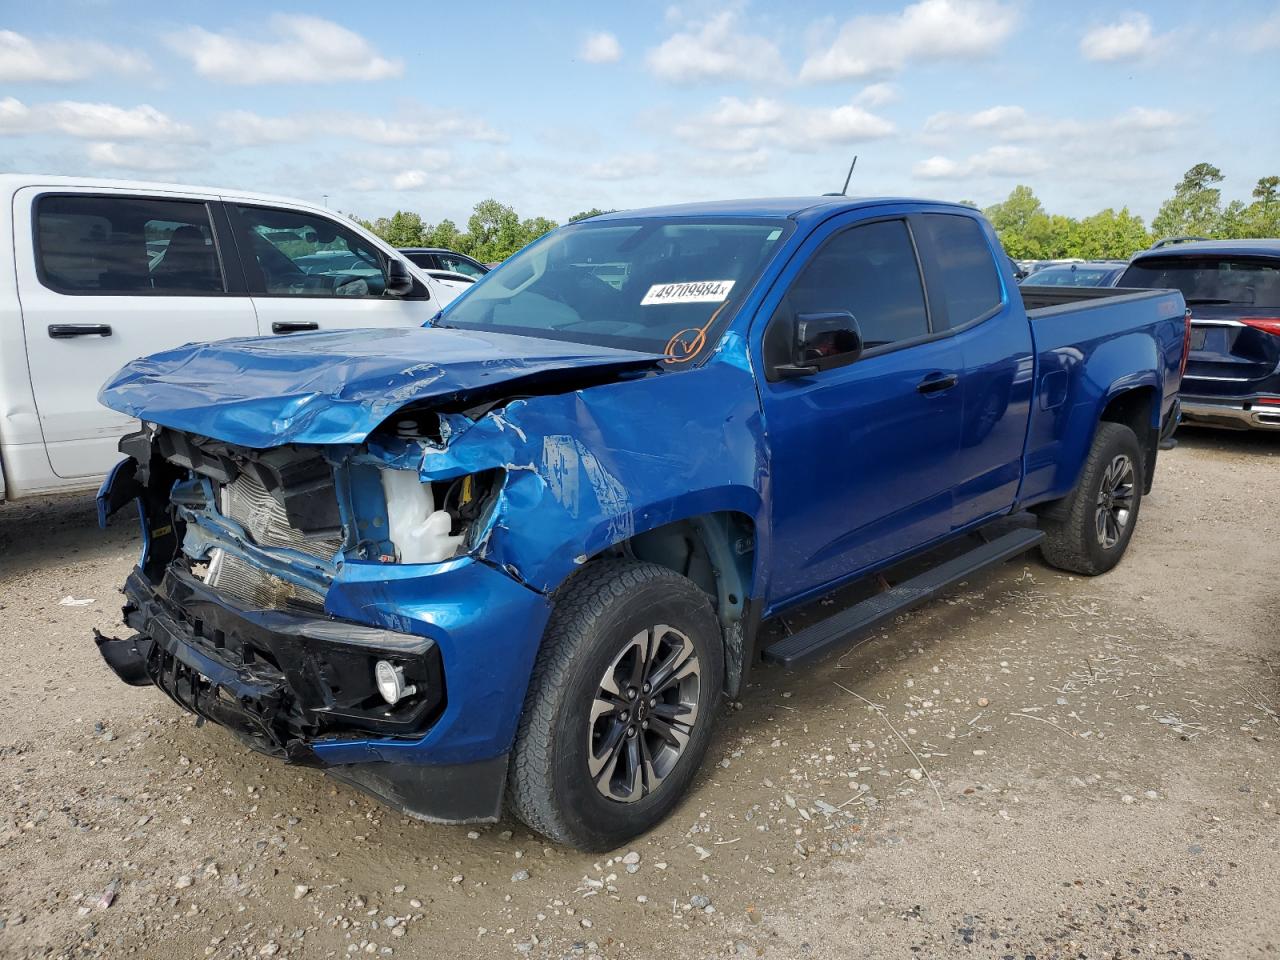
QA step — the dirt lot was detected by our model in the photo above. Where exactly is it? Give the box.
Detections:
[2,428,1278,960]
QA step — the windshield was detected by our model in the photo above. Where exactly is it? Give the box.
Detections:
[440,218,792,362]
[1119,256,1280,309]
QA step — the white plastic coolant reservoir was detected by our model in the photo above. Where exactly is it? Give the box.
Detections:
[380,469,465,564]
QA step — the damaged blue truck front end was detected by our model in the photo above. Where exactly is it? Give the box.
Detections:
[94,322,767,823]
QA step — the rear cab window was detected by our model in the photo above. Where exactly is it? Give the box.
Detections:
[35,195,226,295]
[917,213,1003,327]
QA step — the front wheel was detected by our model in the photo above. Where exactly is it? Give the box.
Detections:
[508,560,724,850]
[1039,421,1144,576]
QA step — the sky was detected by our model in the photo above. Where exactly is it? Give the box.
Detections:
[2,0,1278,227]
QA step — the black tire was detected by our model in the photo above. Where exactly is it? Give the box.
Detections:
[507,560,724,851]
[1039,422,1144,576]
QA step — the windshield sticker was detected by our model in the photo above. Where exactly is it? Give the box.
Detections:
[641,279,735,306]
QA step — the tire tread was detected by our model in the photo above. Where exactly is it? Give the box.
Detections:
[1039,421,1142,576]
[507,559,715,846]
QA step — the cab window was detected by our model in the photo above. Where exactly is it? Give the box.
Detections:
[232,205,390,298]
[764,218,929,373]
[917,214,1003,326]
[36,195,225,295]
[438,254,486,278]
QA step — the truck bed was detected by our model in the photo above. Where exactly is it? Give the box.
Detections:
[1018,285,1187,509]
[1019,285,1160,315]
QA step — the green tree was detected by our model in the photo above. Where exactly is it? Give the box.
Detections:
[1152,162,1225,240]
[423,218,464,252]
[1243,175,1280,237]
[371,210,427,248]
[466,199,526,261]
[1073,207,1151,259]
[982,185,1071,259]
[519,216,558,245]
[568,208,615,222]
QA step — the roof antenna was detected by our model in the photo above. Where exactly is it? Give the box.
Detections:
[823,156,857,197]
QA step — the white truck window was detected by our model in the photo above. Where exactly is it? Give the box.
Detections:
[36,195,225,295]
[232,205,390,298]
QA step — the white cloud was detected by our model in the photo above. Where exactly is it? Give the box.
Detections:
[922,104,1058,144]
[913,104,1189,186]
[854,83,900,107]
[705,96,786,127]
[914,155,962,179]
[676,95,895,153]
[1242,9,1280,51]
[647,11,787,83]
[0,97,199,142]
[348,150,457,192]
[687,149,771,176]
[793,104,896,147]
[582,154,662,181]
[0,30,149,83]
[172,15,402,85]
[1113,106,1183,132]
[86,142,201,173]
[914,145,1048,180]
[217,108,503,147]
[923,104,1184,143]
[580,31,622,63]
[800,0,1019,81]
[1080,13,1163,62]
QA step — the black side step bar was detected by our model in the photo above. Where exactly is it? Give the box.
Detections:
[762,527,1044,667]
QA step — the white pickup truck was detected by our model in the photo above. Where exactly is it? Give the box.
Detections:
[0,175,465,502]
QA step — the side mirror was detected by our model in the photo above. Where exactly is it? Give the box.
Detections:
[773,311,863,380]
[385,257,416,297]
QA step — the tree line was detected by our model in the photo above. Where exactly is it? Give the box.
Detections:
[354,201,610,264]
[982,163,1279,260]
[357,162,1278,264]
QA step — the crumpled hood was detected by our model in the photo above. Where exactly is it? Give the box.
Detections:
[99,326,662,448]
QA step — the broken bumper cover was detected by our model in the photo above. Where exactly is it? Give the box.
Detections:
[98,561,551,824]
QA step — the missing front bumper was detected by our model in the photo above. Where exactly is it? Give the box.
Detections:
[95,568,508,822]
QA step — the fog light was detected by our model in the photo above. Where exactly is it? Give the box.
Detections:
[374,660,416,705]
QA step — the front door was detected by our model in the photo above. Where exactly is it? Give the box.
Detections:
[756,214,964,609]
[14,188,260,479]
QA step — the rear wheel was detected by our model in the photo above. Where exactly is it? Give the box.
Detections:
[1039,422,1144,575]
[508,560,723,850]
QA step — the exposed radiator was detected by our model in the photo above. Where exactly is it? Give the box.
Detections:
[206,470,341,610]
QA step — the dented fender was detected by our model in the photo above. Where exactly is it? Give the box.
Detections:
[384,359,771,595]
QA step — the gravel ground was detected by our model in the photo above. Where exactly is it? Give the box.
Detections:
[1,427,1277,960]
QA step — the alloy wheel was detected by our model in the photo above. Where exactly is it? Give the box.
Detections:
[1095,453,1135,549]
[587,624,701,803]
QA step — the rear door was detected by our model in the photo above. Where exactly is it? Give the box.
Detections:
[13,187,259,480]
[914,212,1035,528]
[224,202,437,334]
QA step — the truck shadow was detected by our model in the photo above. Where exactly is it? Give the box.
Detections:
[0,492,138,585]
[1174,425,1280,455]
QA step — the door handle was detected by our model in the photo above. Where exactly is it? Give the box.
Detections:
[916,372,959,394]
[48,323,112,339]
[272,321,320,334]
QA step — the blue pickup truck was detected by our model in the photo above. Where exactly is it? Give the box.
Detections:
[95,197,1187,850]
